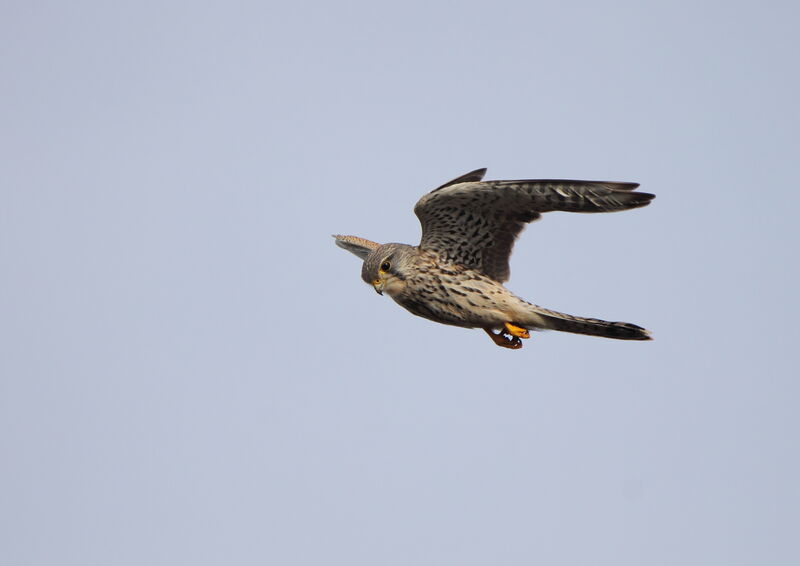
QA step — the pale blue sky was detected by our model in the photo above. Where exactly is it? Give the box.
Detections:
[1,1,798,564]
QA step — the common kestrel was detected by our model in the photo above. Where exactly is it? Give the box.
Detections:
[334,168,654,349]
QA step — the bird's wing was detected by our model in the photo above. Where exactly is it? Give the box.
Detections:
[333,234,380,260]
[414,170,654,282]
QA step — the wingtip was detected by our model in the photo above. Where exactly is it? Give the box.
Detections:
[432,168,489,191]
[333,234,381,260]
[632,192,656,208]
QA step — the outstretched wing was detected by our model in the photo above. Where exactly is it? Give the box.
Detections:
[414,169,655,282]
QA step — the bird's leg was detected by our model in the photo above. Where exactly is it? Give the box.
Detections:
[484,328,523,349]
[504,322,530,339]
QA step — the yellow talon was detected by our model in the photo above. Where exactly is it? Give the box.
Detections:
[504,322,530,339]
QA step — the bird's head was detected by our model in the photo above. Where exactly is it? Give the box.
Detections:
[361,243,415,296]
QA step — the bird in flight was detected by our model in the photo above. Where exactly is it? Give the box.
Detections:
[334,168,654,349]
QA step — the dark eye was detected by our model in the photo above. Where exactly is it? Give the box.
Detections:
[380,261,391,272]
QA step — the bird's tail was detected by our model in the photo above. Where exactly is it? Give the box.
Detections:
[525,305,652,341]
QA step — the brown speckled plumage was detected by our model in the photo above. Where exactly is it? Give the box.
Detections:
[334,168,654,348]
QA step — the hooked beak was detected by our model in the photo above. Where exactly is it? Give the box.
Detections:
[372,279,384,295]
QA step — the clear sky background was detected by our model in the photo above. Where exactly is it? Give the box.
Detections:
[2,1,798,565]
